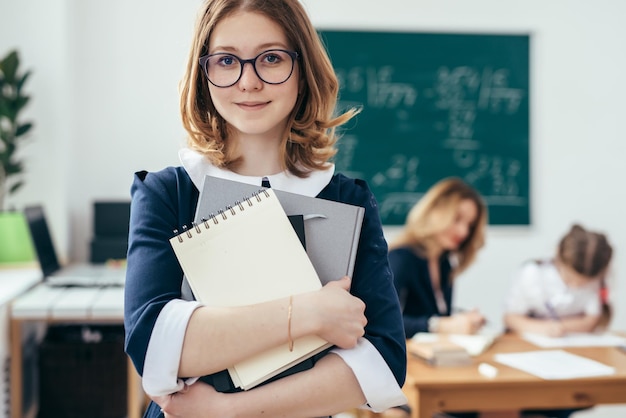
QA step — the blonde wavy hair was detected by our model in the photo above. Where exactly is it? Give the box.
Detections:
[389,177,488,277]
[179,0,359,177]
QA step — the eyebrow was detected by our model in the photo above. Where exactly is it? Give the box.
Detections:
[209,42,291,55]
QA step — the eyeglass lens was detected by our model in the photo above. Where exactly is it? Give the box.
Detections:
[204,49,295,87]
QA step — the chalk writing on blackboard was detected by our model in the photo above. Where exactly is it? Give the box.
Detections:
[321,31,530,225]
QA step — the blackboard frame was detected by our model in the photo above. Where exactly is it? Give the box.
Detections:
[319,30,531,226]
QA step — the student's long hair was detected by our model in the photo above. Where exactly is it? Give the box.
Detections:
[557,224,612,278]
[556,224,613,328]
[389,177,488,278]
[179,0,359,176]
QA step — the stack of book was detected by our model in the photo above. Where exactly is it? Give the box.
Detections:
[407,335,472,367]
[407,331,499,366]
[169,175,365,390]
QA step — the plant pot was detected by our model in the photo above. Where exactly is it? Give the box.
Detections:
[0,211,36,263]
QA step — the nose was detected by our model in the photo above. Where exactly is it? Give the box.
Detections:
[238,61,262,90]
[456,222,470,241]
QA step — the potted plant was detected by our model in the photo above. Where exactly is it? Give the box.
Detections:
[0,49,35,263]
[0,49,34,210]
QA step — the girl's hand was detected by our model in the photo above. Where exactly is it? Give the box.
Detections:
[153,381,227,418]
[442,310,486,334]
[542,320,566,337]
[302,276,367,349]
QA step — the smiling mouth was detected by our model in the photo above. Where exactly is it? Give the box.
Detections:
[237,101,269,109]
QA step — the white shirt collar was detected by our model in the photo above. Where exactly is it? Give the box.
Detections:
[178,147,335,197]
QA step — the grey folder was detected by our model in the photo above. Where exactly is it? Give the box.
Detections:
[194,175,365,285]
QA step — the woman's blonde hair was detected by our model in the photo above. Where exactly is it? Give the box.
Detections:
[390,177,488,277]
[179,0,359,177]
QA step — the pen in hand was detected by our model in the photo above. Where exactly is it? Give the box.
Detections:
[544,301,565,337]
[544,301,560,321]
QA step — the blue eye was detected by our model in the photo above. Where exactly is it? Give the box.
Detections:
[218,55,236,66]
[259,51,285,65]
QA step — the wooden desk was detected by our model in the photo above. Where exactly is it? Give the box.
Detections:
[9,283,144,418]
[0,267,41,418]
[403,334,626,417]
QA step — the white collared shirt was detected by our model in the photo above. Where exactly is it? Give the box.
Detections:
[504,260,601,318]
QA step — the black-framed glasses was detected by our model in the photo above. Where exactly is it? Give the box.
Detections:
[199,49,299,88]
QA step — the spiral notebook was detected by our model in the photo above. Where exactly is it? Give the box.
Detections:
[169,188,331,390]
[195,175,365,285]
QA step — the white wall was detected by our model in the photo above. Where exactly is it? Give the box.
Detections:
[1,0,625,333]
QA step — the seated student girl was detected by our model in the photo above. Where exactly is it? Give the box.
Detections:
[505,223,612,337]
[504,223,613,418]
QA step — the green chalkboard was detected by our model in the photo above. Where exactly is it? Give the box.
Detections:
[319,31,530,225]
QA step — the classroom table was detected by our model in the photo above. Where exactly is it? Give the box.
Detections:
[9,282,144,418]
[0,266,42,418]
[402,333,626,418]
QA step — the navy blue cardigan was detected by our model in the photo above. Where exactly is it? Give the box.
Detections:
[389,247,453,338]
[123,166,406,393]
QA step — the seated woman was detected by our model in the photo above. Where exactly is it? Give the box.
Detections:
[384,177,488,418]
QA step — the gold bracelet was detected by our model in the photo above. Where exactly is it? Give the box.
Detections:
[287,295,294,352]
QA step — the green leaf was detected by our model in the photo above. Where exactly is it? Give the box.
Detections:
[0,48,33,201]
[4,159,23,175]
[3,106,16,122]
[5,141,17,155]
[0,50,19,83]
[13,96,30,114]
[9,181,24,195]
[16,71,32,94]
[0,99,9,117]
[16,122,33,137]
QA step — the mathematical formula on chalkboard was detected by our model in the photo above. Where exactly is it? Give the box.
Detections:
[320,31,530,225]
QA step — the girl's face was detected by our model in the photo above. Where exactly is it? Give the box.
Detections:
[434,198,478,251]
[207,11,299,144]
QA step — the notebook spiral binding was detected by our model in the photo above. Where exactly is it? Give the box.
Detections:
[172,189,269,243]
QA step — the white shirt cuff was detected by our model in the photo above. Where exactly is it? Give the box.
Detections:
[331,338,407,412]
[142,299,202,396]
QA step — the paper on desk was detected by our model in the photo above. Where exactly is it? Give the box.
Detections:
[412,332,497,356]
[448,333,497,356]
[523,332,626,348]
[494,349,615,380]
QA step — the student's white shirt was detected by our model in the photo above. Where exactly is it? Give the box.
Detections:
[141,148,407,411]
[504,260,601,318]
